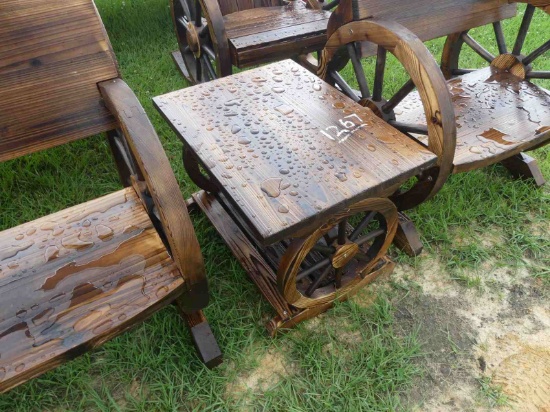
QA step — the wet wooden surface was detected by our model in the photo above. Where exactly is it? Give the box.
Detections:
[0,0,119,162]
[395,68,550,172]
[224,1,330,67]
[332,0,517,55]
[154,60,437,245]
[0,188,183,392]
[193,190,394,335]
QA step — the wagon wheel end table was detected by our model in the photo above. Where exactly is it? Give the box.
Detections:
[154,60,436,333]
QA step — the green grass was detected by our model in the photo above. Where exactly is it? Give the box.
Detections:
[0,1,549,410]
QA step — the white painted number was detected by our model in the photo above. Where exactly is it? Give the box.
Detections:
[320,113,367,143]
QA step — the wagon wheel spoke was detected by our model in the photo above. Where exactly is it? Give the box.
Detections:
[372,46,387,101]
[382,79,415,114]
[194,0,202,26]
[526,71,550,80]
[201,54,216,80]
[299,214,387,297]
[493,21,507,55]
[347,42,371,99]
[305,265,333,296]
[328,70,361,102]
[522,39,550,66]
[461,32,495,63]
[512,4,536,56]
[349,211,376,241]
[388,121,429,136]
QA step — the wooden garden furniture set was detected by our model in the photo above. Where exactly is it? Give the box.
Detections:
[164,0,549,331]
[0,0,221,393]
[1,0,548,394]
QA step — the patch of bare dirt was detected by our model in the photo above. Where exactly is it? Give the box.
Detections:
[225,349,291,403]
[390,255,549,411]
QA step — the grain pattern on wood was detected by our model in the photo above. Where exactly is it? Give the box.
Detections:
[99,79,208,312]
[155,60,437,245]
[0,0,119,161]
[193,191,295,320]
[277,197,397,308]
[0,188,183,393]
[395,68,550,173]
[319,19,456,210]
[327,0,517,49]
[266,257,394,336]
[224,1,331,67]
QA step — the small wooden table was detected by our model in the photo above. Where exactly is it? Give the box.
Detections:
[154,60,437,334]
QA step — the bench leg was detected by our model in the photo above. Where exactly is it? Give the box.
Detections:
[175,303,223,368]
[501,153,546,187]
[393,212,423,257]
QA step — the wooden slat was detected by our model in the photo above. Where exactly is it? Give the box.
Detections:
[217,0,282,17]
[193,191,295,320]
[154,60,437,244]
[351,0,517,51]
[0,0,119,162]
[0,188,183,392]
[395,68,550,172]
[224,1,330,67]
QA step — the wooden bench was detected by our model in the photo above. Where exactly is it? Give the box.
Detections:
[170,0,333,83]
[0,0,221,393]
[154,59,442,333]
[316,0,549,221]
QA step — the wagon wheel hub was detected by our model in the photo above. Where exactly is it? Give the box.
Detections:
[331,242,360,269]
[186,22,201,57]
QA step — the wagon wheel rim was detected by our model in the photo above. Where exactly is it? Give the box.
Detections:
[278,198,398,309]
[318,20,456,212]
[441,4,550,85]
[171,0,218,84]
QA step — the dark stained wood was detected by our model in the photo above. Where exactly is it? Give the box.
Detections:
[193,191,395,335]
[179,308,223,368]
[277,197,397,308]
[394,68,550,173]
[0,0,119,161]
[393,213,424,257]
[0,0,220,392]
[155,60,437,245]
[501,153,546,186]
[0,189,184,392]
[194,191,296,320]
[265,257,394,336]
[99,79,209,312]
[326,0,517,52]
[319,18,457,212]
[224,2,330,67]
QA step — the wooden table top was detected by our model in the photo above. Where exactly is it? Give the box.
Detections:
[154,60,437,244]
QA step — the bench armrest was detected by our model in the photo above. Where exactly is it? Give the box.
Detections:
[99,78,208,312]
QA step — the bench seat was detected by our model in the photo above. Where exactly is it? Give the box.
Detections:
[225,1,330,67]
[0,187,184,392]
[396,68,550,173]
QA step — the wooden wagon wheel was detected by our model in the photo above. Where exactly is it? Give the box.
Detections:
[170,0,229,83]
[278,197,397,309]
[318,20,456,211]
[441,3,550,84]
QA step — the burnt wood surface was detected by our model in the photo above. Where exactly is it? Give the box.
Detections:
[0,189,184,392]
[328,0,516,49]
[395,68,550,173]
[193,191,394,335]
[0,0,119,161]
[0,0,219,391]
[224,1,331,67]
[154,60,437,245]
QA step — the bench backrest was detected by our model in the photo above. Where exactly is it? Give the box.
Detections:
[217,0,284,16]
[0,0,120,162]
[329,0,517,44]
